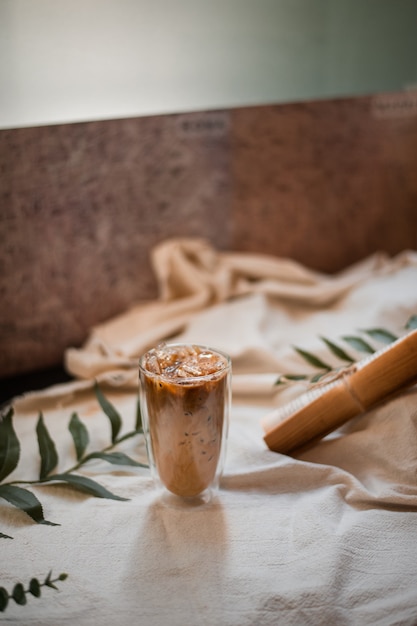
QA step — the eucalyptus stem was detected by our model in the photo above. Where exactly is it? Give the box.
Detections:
[0,386,147,527]
[0,571,68,612]
[6,426,144,488]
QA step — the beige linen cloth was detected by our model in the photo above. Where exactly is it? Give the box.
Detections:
[4,238,417,625]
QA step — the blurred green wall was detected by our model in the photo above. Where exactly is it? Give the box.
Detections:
[1,0,416,128]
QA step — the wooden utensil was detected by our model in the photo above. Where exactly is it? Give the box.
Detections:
[262,329,417,454]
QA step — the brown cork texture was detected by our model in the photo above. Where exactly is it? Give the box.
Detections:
[231,93,417,270]
[0,111,232,377]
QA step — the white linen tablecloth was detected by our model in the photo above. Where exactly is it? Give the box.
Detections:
[2,238,417,625]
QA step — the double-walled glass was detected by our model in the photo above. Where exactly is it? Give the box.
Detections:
[139,344,231,505]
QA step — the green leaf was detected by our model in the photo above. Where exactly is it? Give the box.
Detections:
[405,314,417,330]
[135,399,143,432]
[29,578,41,598]
[293,346,332,371]
[0,407,20,483]
[46,473,129,501]
[94,383,122,443]
[36,413,59,480]
[115,430,142,444]
[342,335,375,354]
[0,531,13,539]
[12,583,26,605]
[274,378,286,386]
[68,413,89,461]
[362,327,397,344]
[310,371,329,383]
[319,336,354,363]
[0,587,9,611]
[44,570,58,590]
[84,451,148,468]
[274,374,308,385]
[0,484,59,526]
[283,374,309,381]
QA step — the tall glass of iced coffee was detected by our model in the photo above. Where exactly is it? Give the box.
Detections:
[139,343,231,505]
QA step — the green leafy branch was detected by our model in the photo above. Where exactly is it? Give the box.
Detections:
[0,383,147,536]
[276,314,417,385]
[0,571,68,612]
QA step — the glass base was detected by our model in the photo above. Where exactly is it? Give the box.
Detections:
[153,486,218,509]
